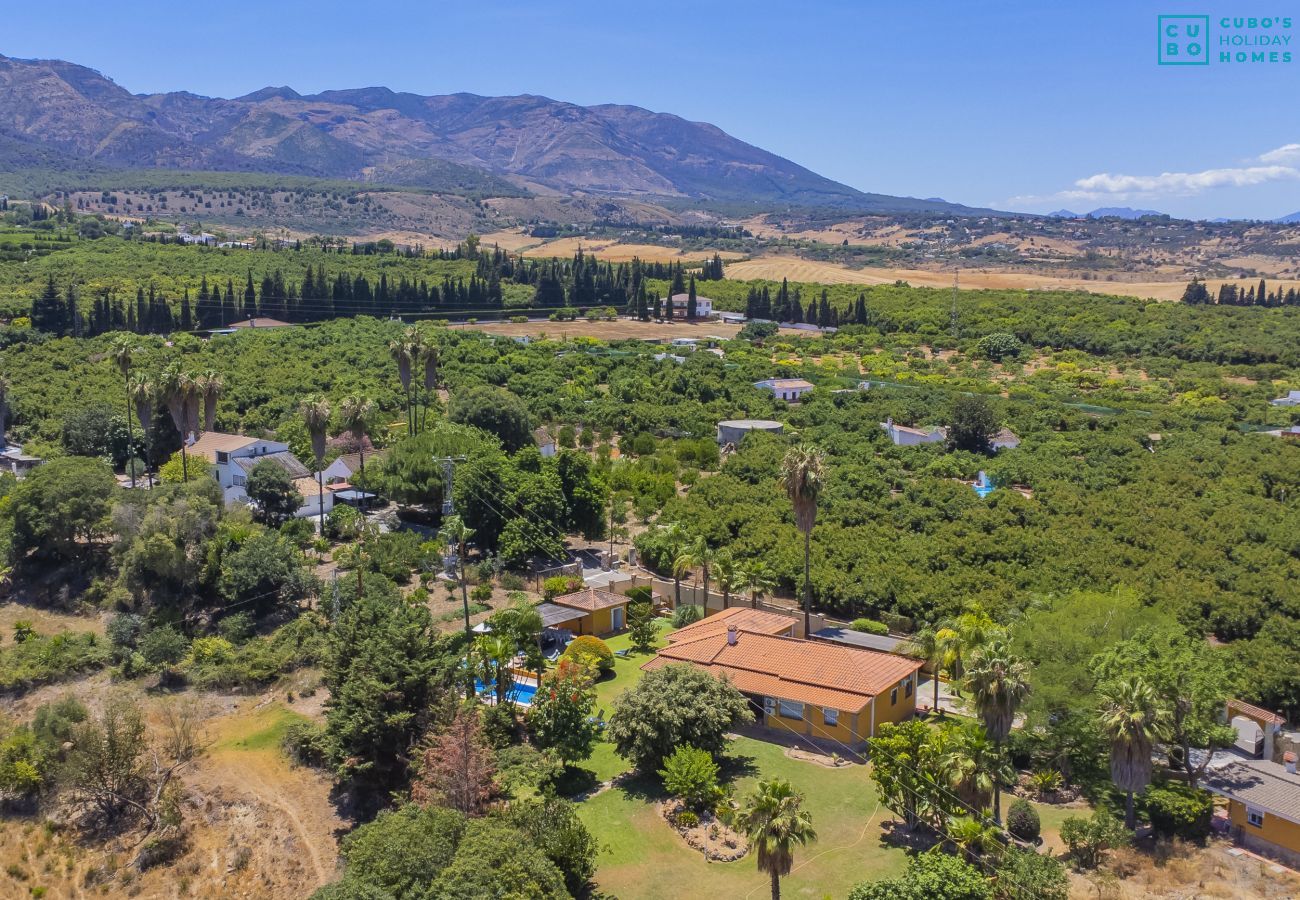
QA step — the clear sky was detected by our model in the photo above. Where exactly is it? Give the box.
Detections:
[6,0,1300,218]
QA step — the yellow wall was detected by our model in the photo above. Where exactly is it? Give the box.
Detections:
[573,604,627,636]
[760,700,873,745]
[1229,800,1300,855]
[872,674,919,732]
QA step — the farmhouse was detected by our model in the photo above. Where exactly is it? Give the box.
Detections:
[991,427,1021,451]
[533,427,558,457]
[1271,390,1300,407]
[755,378,814,403]
[540,588,632,637]
[880,417,946,446]
[668,293,713,318]
[1204,754,1300,867]
[227,317,294,330]
[187,431,330,519]
[643,618,924,749]
[0,443,42,479]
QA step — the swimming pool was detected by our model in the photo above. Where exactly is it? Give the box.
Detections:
[973,482,995,498]
[474,678,538,706]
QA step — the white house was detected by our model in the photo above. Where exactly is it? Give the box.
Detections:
[755,378,815,403]
[533,427,558,457]
[1271,391,1300,407]
[187,432,330,519]
[880,418,947,446]
[320,449,385,487]
[0,443,42,479]
[653,352,687,364]
[668,293,714,318]
[991,427,1021,451]
[670,337,700,349]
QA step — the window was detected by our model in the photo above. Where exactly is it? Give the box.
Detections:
[777,700,804,720]
[233,475,246,487]
[890,688,898,706]
[1247,808,1265,828]
[905,677,913,698]
[822,708,839,727]
[216,451,229,463]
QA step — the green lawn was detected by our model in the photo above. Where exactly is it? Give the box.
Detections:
[570,619,908,899]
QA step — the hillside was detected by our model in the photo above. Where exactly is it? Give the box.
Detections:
[0,53,979,213]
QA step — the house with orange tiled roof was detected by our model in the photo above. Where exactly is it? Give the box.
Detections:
[666,606,796,643]
[549,587,633,636]
[643,622,924,749]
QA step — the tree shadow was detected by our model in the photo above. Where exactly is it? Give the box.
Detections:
[718,748,761,784]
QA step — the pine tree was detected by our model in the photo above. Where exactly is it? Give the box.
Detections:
[243,271,257,318]
[687,275,698,319]
[180,290,193,330]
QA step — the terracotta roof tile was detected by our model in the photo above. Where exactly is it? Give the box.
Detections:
[667,607,795,643]
[552,588,629,612]
[188,432,259,461]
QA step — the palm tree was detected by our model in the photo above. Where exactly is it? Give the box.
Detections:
[475,632,518,705]
[939,606,999,697]
[0,376,10,450]
[338,395,376,485]
[673,535,714,613]
[129,374,155,487]
[779,444,825,637]
[388,333,415,435]
[735,778,816,900]
[900,625,945,714]
[964,638,1031,824]
[743,561,777,610]
[299,396,332,534]
[417,340,439,434]
[439,514,476,644]
[159,363,197,481]
[195,370,223,434]
[1099,674,1169,829]
[109,336,138,487]
[712,548,742,611]
[660,523,688,610]
[942,723,999,810]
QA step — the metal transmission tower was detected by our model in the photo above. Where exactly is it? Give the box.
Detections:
[435,455,467,575]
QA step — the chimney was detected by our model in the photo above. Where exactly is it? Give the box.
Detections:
[886,417,893,428]
[1286,752,1297,776]
[726,626,738,646]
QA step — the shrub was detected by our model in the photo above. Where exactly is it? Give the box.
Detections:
[470,582,494,604]
[499,573,526,591]
[282,721,331,767]
[1029,767,1063,796]
[994,849,1068,900]
[1060,809,1128,869]
[659,746,723,811]
[542,575,583,600]
[138,625,188,668]
[674,809,699,828]
[561,635,613,674]
[0,632,111,692]
[607,665,753,771]
[672,604,704,628]
[850,618,889,635]
[325,504,363,540]
[1006,799,1040,842]
[217,612,255,645]
[625,585,653,605]
[1144,783,1213,842]
[975,332,1022,361]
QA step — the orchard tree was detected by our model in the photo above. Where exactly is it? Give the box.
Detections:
[607,664,752,771]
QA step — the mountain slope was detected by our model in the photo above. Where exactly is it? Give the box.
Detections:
[0,53,979,212]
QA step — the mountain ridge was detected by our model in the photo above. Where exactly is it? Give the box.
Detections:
[0,53,992,214]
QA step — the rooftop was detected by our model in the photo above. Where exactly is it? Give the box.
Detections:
[756,378,815,390]
[667,607,796,643]
[643,629,923,710]
[234,451,310,479]
[552,587,630,612]
[228,317,293,329]
[188,432,261,461]
[812,626,904,654]
[1203,756,1300,824]
[534,602,587,629]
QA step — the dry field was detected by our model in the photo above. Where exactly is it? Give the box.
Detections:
[723,256,1300,301]
[520,236,746,263]
[450,318,756,342]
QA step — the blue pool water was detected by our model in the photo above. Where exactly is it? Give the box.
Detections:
[973,483,995,498]
[474,678,538,705]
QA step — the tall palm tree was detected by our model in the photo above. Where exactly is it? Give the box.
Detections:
[735,778,816,900]
[712,548,742,611]
[1099,674,1169,829]
[941,722,1002,810]
[939,606,999,697]
[159,363,197,481]
[780,444,825,637]
[388,333,415,435]
[660,523,688,610]
[129,374,155,488]
[109,336,138,487]
[900,625,945,714]
[417,340,439,434]
[0,376,10,450]
[300,396,332,534]
[476,632,518,705]
[673,535,714,613]
[195,370,223,434]
[744,561,777,610]
[338,395,376,485]
[964,638,1031,824]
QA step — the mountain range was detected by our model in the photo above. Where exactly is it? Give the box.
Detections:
[1048,207,1167,220]
[0,53,986,214]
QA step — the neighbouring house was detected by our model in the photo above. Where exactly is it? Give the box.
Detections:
[653,352,687,364]
[717,311,747,325]
[546,587,633,636]
[227,317,294,330]
[1204,754,1300,867]
[187,431,330,519]
[880,417,947,446]
[642,622,924,749]
[320,448,386,487]
[1271,390,1300,407]
[533,427,557,457]
[991,427,1021,451]
[0,443,42,479]
[670,337,700,349]
[1275,425,1300,441]
[668,293,714,318]
[716,418,784,446]
[754,378,815,403]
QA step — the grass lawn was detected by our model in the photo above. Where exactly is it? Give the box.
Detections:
[569,618,908,899]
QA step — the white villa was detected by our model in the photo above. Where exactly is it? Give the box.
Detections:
[188,432,331,519]
[668,293,714,318]
[755,378,815,402]
[880,418,947,446]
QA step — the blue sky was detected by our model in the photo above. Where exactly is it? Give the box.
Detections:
[7,0,1300,218]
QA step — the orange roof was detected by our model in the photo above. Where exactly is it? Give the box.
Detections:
[1228,698,1287,725]
[642,630,923,711]
[188,432,259,461]
[667,607,795,643]
[552,588,629,612]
